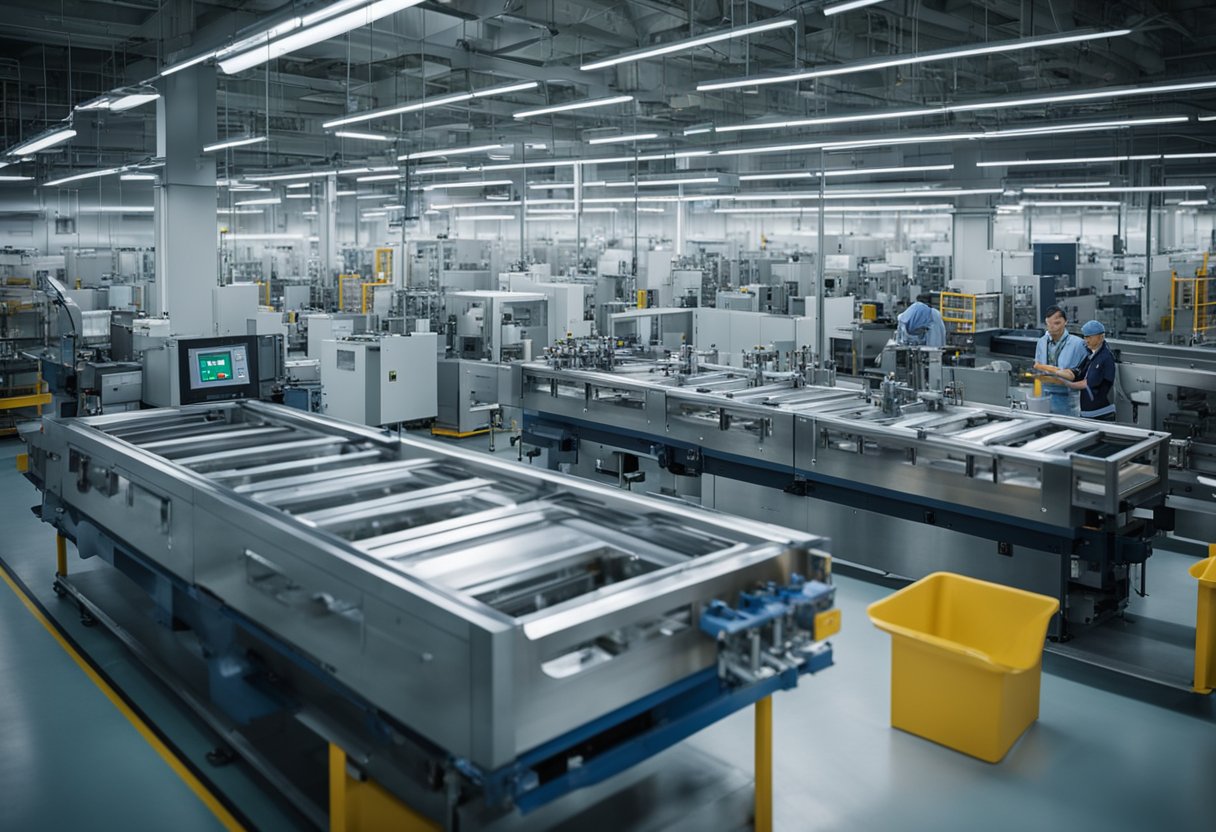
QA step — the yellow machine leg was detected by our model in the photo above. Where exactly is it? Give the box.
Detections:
[329,744,438,832]
[754,695,773,832]
[56,533,67,577]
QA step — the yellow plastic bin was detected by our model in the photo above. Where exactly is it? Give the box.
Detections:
[1191,547,1216,695]
[867,572,1060,763]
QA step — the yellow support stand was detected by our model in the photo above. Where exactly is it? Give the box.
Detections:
[1191,544,1216,694]
[754,696,773,832]
[56,533,67,577]
[329,745,438,832]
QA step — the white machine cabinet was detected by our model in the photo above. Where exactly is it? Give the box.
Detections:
[321,333,437,426]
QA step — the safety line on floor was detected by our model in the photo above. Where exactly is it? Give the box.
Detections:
[0,557,249,832]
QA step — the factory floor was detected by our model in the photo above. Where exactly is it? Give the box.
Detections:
[0,431,1213,832]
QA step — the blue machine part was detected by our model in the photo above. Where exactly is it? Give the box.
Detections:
[700,575,834,639]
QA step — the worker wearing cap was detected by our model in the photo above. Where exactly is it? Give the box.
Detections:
[1033,306,1086,417]
[1052,320,1117,421]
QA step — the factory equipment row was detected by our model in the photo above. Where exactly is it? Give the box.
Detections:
[22,401,839,827]
[517,341,1210,689]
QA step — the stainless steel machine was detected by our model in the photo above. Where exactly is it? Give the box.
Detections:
[23,401,837,827]
[519,345,1190,686]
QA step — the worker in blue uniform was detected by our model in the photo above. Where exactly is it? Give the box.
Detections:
[896,296,946,347]
[1033,306,1087,417]
[1047,320,1118,421]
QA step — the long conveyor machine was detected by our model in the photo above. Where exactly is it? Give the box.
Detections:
[21,401,839,827]
[520,350,1188,685]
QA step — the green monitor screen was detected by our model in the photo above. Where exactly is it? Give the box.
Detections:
[197,351,234,383]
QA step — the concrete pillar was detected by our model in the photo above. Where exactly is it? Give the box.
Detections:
[950,146,995,288]
[154,65,217,337]
[319,174,338,289]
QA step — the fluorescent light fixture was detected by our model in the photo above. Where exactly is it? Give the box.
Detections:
[77,205,155,213]
[698,29,1132,92]
[1021,185,1205,194]
[979,154,1161,167]
[684,124,713,135]
[514,95,633,120]
[422,179,513,191]
[528,207,578,214]
[285,193,313,199]
[120,172,158,181]
[581,207,618,213]
[303,209,319,216]
[1197,115,1216,122]
[217,208,264,215]
[286,182,310,189]
[362,211,387,218]
[43,167,123,187]
[325,80,537,128]
[525,214,574,221]
[303,0,369,26]
[727,187,1001,201]
[1179,200,1209,206]
[434,200,522,209]
[220,233,307,240]
[1164,152,1216,160]
[715,204,954,214]
[235,196,282,206]
[605,176,720,188]
[334,130,394,142]
[718,79,1216,135]
[581,19,794,71]
[401,144,507,161]
[0,175,34,182]
[357,193,391,200]
[219,0,425,74]
[824,0,886,15]
[1019,200,1122,207]
[203,135,267,153]
[380,203,405,209]
[587,133,660,145]
[637,207,666,213]
[10,127,77,156]
[336,165,397,175]
[740,164,955,181]
[335,190,356,196]
[412,166,472,176]
[454,214,515,221]
[424,208,441,215]
[356,173,401,182]
[161,50,218,77]
[111,92,160,112]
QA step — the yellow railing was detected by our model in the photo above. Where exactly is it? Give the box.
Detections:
[1169,270,1216,339]
[361,281,391,314]
[939,291,977,334]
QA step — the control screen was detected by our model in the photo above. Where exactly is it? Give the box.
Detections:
[197,351,235,383]
[178,336,260,405]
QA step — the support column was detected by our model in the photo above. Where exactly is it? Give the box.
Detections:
[319,174,339,292]
[951,147,995,290]
[154,65,218,337]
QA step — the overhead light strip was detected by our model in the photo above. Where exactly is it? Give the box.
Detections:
[203,135,268,153]
[716,79,1216,135]
[587,133,661,145]
[514,95,633,120]
[697,28,1132,92]
[9,127,77,156]
[218,0,426,75]
[739,164,955,180]
[401,144,507,161]
[580,18,795,71]
[324,81,538,129]
[824,0,887,15]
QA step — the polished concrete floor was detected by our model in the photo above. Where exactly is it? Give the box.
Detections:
[1,431,1213,831]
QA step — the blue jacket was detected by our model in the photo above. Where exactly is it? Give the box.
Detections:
[897,303,946,347]
[1034,331,1086,398]
[1071,342,1117,417]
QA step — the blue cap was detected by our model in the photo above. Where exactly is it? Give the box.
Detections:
[1081,320,1105,336]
